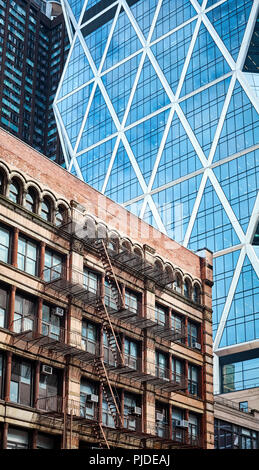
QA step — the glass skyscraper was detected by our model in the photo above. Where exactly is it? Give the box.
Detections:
[55,0,259,395]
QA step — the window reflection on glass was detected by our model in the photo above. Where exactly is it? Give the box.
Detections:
[9,180,20,204]
[17,236,38,276]
[41,198,51,221]
[44,249,62,282]
[0,225,10,263]
[81,320,97,355]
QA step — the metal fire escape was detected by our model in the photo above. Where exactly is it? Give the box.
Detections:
[11,218,188,448]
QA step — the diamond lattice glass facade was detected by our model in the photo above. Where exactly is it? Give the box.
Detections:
[55,0,259,394]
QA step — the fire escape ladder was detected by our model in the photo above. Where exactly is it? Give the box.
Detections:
[96,240,124,309]
[95,299,124,366]
[92,423,110,449]
[94,358,124,428]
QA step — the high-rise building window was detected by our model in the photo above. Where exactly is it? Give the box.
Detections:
[25,187,37,213]
[0,224,11,263]
[124,393,141,431]
[188,321,199,348]
[0,352,3,399]
[188,413,200,446]
[156,350,168,379]
[17,235,38,276]
[38,366,62,412]
[188,364,200,397]
[8,179,21,204]
[0,285,8,328]
[125,290,138,314]
[124,337,138,369]
[42,303,62,341]
[41,198,51,222]
[81,320,98,355]
[7,427,29,449]
[44,248,63,282]
[10,357,33,407]
[80,379,98,420]
[14,293,35,334]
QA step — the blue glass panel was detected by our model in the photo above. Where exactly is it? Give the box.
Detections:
[59,37,94,99]
[180,77,231,157]
[124,199,144,217]
[152,174,203,244]
[101,53,141,122]
[58,83,93,148]
[103,7,142,70]
[67,0,85,21]
[180,22,231,96]
[128,0,158,39]
[125,109,169,185]
[206,0,227,7]
[78,85,117,152]
[86,0,100,9]
[152,0,197,41]
[105,141,143,204]
[152,113,203,189]
[207,0,253,61]
[219,256,259,347]
[213,149,259,232]
[214,80,259,162]
[143,201,159,229]
[82,14,114,69]
[212,250,241,340]
[126,56,170,125]
[151,20,196,94]
[70,162,78,176]
[188,178,240,252]
[77,138,116,191]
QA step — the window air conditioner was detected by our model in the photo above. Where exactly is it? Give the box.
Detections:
[53,307,64,317]
[194,342,201,350]
[86,394,99,403]
[42,365,53,375]
[179,420,189,428]
[156,412,164,421]
[130,406,142,416]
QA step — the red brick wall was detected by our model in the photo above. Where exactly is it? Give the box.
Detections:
[0,128,205,278]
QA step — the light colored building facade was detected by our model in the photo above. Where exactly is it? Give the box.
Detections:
[214,390,259,449]
[55,0,259,398]
[0,128,214,449]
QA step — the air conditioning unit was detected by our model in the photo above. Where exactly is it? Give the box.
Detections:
[162,377,170,381]
[179,420,189,428]
[53,307,64,317]
[156,412,164,422]
[194,342,201,350]
[130,406,142,416]
[86,394,99,403]
[42,365,53,375]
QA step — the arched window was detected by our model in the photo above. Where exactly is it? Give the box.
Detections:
[122,241,131,253]
[193,284,201,304]
[184,279,191,299]
[0,170,6,195]
[173,273,182,294]
[107,236,119,253]
[41,198,51,222]
[133,247,142,258]
[25,187,37,213]
[9,179,20,204]
[55,205,66,227]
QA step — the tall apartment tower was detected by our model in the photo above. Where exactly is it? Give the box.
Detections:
[55,0,259,396]
[0,0,69,164]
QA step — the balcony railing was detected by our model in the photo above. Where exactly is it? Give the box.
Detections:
[36,395,63,414]
[43,265,101,307]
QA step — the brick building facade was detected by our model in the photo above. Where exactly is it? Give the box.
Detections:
[0,128,214,449]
